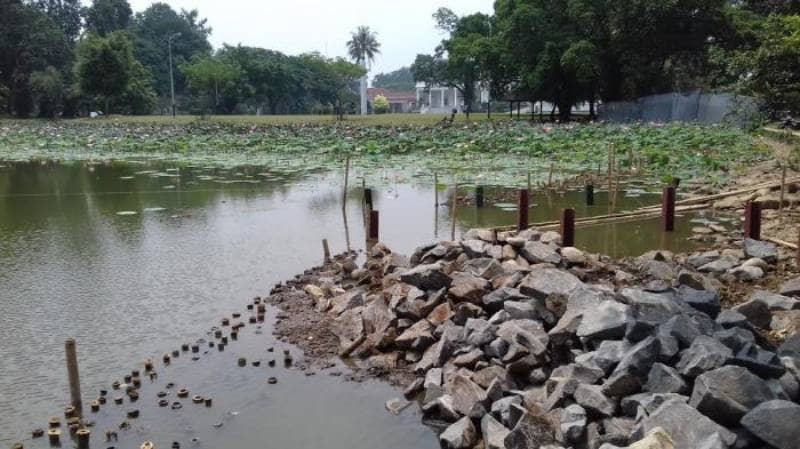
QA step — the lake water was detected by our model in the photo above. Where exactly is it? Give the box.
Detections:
[0,160,707,447]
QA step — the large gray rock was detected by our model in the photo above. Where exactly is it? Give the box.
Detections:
[741,400,800,449]
[483,287,531,312]
[620,393,688,417]
[461,239,489,258]
[779,276,800,297]
[743,238,778,264]
[644,363,688,394]
[689,365,778,426]
[491,396,523,428]
[519,241,562,265]
[675,336,733,377]
[448,272,490,304]
[415,327,461,373]
[464,318,496,347]
[560,404,587,443]
[395,319,434,350]
[519,267,585,300]
[635,399,737,448]
[575,340,631,374]
[677,286,721,317]
[504,408,556,449]
[643,259,676,281]
[614,336,660,377]
[731,299,772,329]
[577,300,632,340]
[772,310,800,333]
[482,414,511,449]
[400,263,452,290]
[699,255,740,274]
[751,290,800,311]
[574,384,617,417]
[440,416,478,449]
[731,343,786,378]
[497,319,549,357]
[505,301,538,320]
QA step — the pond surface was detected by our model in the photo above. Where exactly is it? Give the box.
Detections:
[0,161,709,447]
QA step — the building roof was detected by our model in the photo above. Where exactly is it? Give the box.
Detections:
[367,88,417,103]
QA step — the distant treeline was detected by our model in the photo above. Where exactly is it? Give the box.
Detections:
[408,1,800,119]
[0,0,364,118]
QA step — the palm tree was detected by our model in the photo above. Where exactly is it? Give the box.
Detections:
[347,26,381,115]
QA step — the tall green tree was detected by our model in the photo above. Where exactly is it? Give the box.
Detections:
[34,0,82,42]
[84,0,133,36]
[372,67,415,91]
[0,0,70,116]
[180,55,238,115]
[75,31,145,114]
[346,26,380,115]
[29,66,63,117]
[131,3,212,108]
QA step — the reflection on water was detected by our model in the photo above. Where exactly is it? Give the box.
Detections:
[0,161,705,446]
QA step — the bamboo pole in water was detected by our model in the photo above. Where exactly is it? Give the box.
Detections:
[342,157,351,251]
[65,339,83,416]
[451,175,457,241]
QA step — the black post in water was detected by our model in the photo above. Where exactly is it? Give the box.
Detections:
[364,188,373,209]
[744,201,761,240]
[661,187,676,232]
[476,186,484,208]
[561,208,575,247]
[517,189,529,231]
[585,184,595,206]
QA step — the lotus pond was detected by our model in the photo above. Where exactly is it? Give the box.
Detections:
[0,119,760,447]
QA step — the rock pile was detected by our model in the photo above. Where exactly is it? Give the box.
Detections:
[300,229,800,449]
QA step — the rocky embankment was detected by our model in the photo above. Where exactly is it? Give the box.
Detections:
[271,228,800,449]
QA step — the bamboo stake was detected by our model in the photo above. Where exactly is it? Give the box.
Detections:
[451,175,457,241]
[765,236,798,250]
[780,164,787,220]
[637,177,800,211]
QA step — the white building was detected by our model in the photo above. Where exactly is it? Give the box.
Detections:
[416,83,489,114]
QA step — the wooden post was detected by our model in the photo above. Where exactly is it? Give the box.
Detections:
[561,208,575,247]
[661,187,676,232]
[364,188,373,210]
[780,165,787,219]
[65,339,82,416]
[744,201,761,240]
[585,184,595,206]
[797,227,800,269]
[517,189,529,231]
[368,210,379,244]
[322,239,331,263]
[434,173,439,207]
[450,182,458,240]
[476,185,484,208]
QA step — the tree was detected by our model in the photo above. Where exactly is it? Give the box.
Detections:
[346,26,381,115]
[84,0,133,36]
[372,67,415,91]
[180,55,238,115]
[373,95,389,114]
[131,3,212,107]
[738,15,800,116]
[0,0,70,116]
[29,66,63,117]
[34,0,82,42]
[75,31,139,114]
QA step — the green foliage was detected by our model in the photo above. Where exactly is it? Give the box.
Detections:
[75,31,148,114]
[372,95,389,114]
[130,3,212,101]
[83,0,133,36]
[0,120,762,189]
[180,55,239,115]
[29,66,64,117]
[372,67,415,91]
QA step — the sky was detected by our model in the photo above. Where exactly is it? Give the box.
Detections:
[125,0,494,77]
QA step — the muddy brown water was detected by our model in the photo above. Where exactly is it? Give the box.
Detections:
[0,161,713,447]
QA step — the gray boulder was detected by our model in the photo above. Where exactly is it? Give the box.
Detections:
[491,396,523,428]
[448,272,490,304]
[751,290,800,311]
[577,300,632,340]
[559,404,587,443]
[743,238,777,264]
[482,414,511,449]
[741,400,800,449]
[519,267,584,300]
[689,365,778,426]
[779,276,800,297]
[400,263,452,290]
[504,408,556,449]
[676,336,733,377]
[699,255,740,274]
[677,285,721,317]
[440,416,477,449]
[483,287,531,312]
[644,363,688,394]
[731,299,772,329]
[620,393,688,417]
[574,384,617,417]
[519,241,562,265]
[635,399,737,448]
[613,336,660,377]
